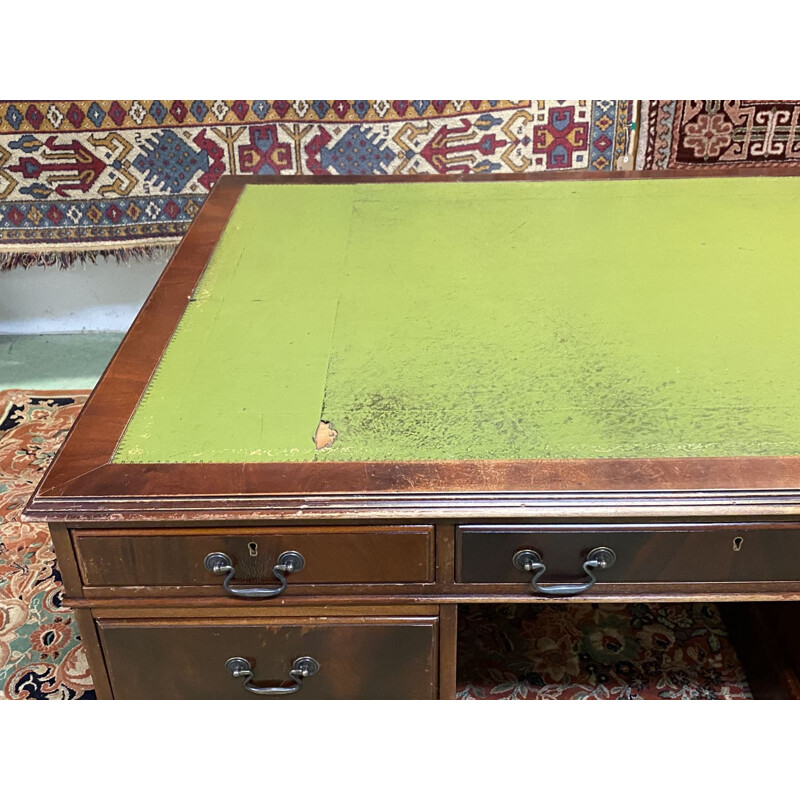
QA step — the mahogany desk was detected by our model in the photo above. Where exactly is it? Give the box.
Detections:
[25,171,800,699]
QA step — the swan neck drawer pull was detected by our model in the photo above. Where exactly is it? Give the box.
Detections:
[204,550,305,599]
[225,656,320,696]
[512,547,616,596]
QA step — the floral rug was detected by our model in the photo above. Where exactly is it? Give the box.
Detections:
[1,389,752,700]
[0,100,636,268]
[636,100,800,170]
[0,390,94,698]
[457,603,752,699]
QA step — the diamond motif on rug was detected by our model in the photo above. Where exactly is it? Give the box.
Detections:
[132,130,210,193]
[0,101,635,266]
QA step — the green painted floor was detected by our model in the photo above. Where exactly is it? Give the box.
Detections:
[0,333,123,392]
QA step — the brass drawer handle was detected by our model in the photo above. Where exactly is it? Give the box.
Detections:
[204,550,304,599]
[512,547,616,596]
[225,656,320,696]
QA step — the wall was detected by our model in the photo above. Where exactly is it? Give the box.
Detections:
[0,255,168,334]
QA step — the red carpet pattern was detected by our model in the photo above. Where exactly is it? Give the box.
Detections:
[457,603,752,699]
[637,100,800,170]
[0,390,94,698]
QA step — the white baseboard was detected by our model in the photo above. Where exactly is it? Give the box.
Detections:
[0,255,168,334]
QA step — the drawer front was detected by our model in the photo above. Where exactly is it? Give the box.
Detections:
[98,617,438,699]
[458,524,800,585]
[75,525,433,587]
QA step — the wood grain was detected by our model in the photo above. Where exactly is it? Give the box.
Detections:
[48,522,84,598]
[74,525,434,586]
[438,605,458,700]
[98,616,438,700]
[73,608,113,700]
[457,522,800,584]
[67,582,800,606]
[721,603,800,699]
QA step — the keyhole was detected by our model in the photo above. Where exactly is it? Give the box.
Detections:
[248,541,258,557]
[733,536,744,552]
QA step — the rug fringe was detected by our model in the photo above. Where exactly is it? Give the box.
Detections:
[0,245,177,271]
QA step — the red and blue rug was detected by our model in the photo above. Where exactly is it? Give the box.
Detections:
[0,101,635,268]
[636,100,800,170]
[0,389,751,699]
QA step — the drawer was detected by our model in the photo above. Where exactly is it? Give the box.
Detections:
[457,524,800,587]
[74,525,434,588]
[97,617,438,699]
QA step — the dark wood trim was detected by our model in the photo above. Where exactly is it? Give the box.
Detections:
[79,584,441,600]
[48,523,83,598]
[191,168,800,186]
[64,582,800,607]
[90,604,439,619]
[721,603,800,700]
[24,170,800,523]
[436,523,455,586]
[71,523,434,537]
[24,487,800,523]
[31,456,800,498]
[438,604,458,700]
[95,614,439,627]
[73,608,113,700]
[59,514,800,530]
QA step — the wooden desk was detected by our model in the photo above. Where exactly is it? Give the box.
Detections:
[24,171,800,699]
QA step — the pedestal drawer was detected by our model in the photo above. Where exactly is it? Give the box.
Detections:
[457,524,800,587]
[74,525,434,589]
[98,616,438,699]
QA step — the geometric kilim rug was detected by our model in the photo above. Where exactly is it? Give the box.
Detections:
[0,100,636,268]
[0,391,753,699]
[636,100,800,171]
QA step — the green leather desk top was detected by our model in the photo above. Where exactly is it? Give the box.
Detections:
[114,177,800,465]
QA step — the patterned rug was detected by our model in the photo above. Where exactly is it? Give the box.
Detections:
[457,603,752,699]
[0,100,635,268]
[636,100,800,170]
[0,390,94,698]
[0,389,751,699]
